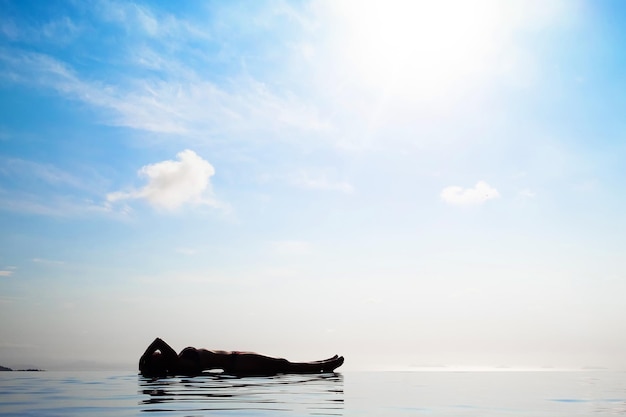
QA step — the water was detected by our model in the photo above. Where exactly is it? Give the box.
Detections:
[1,371,625,416]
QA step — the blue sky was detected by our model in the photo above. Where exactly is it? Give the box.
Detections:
[1,0,626,371]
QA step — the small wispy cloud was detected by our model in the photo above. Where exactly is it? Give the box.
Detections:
[41,16,81,43]
[0,13,81,44]
[288,171,354,193]
[0,18,19,40]
[0,191,114,218]
[574,179,597,192]
[0,47,328,138]
[0,157,86,189]
[269,240,312,255]
[440,181,500,206]
[517,188,536,199]
[32,258,65,265]
[0,270,13,277]
[0,157,115,219]
[107,149,220,211]
[96,0,211,40]
[176,247,199,255]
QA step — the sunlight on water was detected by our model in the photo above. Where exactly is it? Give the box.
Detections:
[0,371,625,416]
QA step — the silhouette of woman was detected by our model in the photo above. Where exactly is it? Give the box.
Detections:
[139,338,344,377]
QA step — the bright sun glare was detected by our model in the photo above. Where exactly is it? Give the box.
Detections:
[331,0,508,99]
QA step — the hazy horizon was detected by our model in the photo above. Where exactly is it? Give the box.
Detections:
[2,0,626,373]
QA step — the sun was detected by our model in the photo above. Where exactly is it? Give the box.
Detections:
[328,0,506,100]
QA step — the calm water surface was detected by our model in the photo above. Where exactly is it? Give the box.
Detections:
[1,371,625,416]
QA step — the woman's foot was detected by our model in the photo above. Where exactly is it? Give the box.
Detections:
[306,356,344,373]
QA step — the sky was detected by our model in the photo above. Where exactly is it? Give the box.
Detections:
[1,0,626,371]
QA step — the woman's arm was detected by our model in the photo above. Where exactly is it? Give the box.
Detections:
[141,338,178,359]
[139,337,179,373]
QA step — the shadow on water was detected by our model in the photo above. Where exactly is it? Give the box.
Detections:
[138,372,344,415]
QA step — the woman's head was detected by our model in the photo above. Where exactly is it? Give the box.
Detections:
[139,351,169,377]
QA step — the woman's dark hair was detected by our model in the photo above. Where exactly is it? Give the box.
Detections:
[139,352,169,377]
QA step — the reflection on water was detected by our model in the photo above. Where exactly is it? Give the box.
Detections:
[1,371,625,416]
[139,372,344,416]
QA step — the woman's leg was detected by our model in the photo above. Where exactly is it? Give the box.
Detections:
[229,353,344,375]
[285,356,344,373]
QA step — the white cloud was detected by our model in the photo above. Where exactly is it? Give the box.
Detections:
[440,181,500,205]
[107,150,219,211]
[0,270,13,277]
[0,49,328,139]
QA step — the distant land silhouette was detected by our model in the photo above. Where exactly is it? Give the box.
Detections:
[0,365,44,371]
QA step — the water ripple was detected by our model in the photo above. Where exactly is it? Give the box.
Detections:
[138,372,344,416]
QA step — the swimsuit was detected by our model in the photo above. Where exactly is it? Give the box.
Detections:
[180,347,200,361]
[228,351,242,373]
